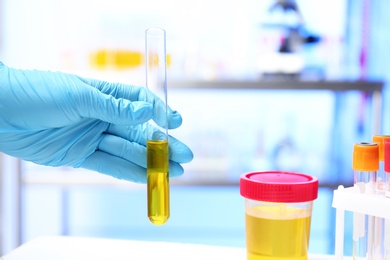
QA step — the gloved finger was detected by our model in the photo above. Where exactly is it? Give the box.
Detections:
[169,162,185,178]
[97,133,188,178]
[168,135,194,164]
[143,124,193,163]
[151,99,182,130]
[147,91,182,129]
[107,124,194,164]
[77,77,182,129]
[106,124,147,145]
[166,110,182,130]
[82,148,184,183]
[81,151,147,183]
[98,134,146,168]
[76,86,153,125]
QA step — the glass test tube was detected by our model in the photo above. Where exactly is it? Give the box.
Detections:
[373,136,390,193]
[372,136,390,259]
[384,140,390,195]
[352,142,379,260]
[384,140,390,258]
[145,28,169,225]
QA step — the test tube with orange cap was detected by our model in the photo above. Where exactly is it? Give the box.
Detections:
[352,142,379,259]
[371,137,390,260]
[384,140,390,259]
[372,135,390,193]
[384,140,390,195]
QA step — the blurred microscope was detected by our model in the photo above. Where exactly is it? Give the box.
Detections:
[258,0,321,79]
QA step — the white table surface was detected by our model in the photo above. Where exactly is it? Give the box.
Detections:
[1,236,347,260]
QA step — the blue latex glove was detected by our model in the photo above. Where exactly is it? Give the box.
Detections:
[0,62,193,183]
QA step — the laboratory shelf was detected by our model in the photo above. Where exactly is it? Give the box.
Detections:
[169,79,384,147]
[170,79,383,91]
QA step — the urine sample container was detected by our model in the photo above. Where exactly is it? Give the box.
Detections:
[240,171,318,260]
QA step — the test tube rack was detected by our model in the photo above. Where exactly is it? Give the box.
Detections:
[332,185,390,259]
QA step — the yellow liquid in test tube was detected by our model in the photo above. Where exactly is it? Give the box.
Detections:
[246,206,311,260]
[147,140,169,225]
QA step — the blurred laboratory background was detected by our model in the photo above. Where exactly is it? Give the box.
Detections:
[1,0,390,257]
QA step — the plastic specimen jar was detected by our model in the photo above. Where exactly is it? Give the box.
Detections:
[240,171,318,260]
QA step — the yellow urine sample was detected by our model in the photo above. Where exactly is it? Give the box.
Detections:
[147,140,169,225]
[245,206,311,260]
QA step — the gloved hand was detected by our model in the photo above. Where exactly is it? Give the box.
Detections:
[0,62,193,183]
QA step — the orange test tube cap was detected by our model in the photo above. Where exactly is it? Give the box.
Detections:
[385,140,390,172]
[372,135,390,161]
[353,142,379,171]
